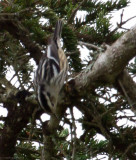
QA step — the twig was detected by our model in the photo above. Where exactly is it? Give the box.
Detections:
[118,79,133,109]
[66,51,79,56]
[122,143,136,158]
[68,0,87,24]
[110,10,136,34]
[121,15,136,27]
[9,74,16,83]
[0,8,32,17]
[15,71,24,90]
[70,108,77,160]
[28,108,38,142]
[120,9,124,23]
[78,41,102,50]
[90,102,113,156]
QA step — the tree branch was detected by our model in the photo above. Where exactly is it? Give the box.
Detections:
[78,41,102,50]
[68,25,136,95]
[116,70,136,114]
[68,0,87,24]
[0,14,42,64]
[70,108,77,160]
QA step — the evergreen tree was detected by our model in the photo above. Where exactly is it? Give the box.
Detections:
[0,0,136,159]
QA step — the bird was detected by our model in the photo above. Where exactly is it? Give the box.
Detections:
[34,20,68,115]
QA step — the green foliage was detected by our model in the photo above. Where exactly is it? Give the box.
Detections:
[0,122,4,129]
[15,142,40,160]
[24,18,46,44]
[90,139,108,153]
[1,0,135,160]
[59,128,69,138]
[62,24,77,52]
[96,10,111,37]
[63,24,83,72]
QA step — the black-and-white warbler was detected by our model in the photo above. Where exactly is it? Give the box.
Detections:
[34,20,68,114]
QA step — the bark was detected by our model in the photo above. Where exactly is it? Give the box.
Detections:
[67,25,136,95]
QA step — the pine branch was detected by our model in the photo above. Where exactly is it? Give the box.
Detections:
[78,41,102,50]
[68,0,87,24]
[0,13,43,64]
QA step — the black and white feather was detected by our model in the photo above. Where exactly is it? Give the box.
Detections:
[34,20,68,114]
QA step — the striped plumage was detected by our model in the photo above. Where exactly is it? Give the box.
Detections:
[34,20,68,114]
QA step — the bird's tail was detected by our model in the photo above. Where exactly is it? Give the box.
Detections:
[53,20,63,41]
